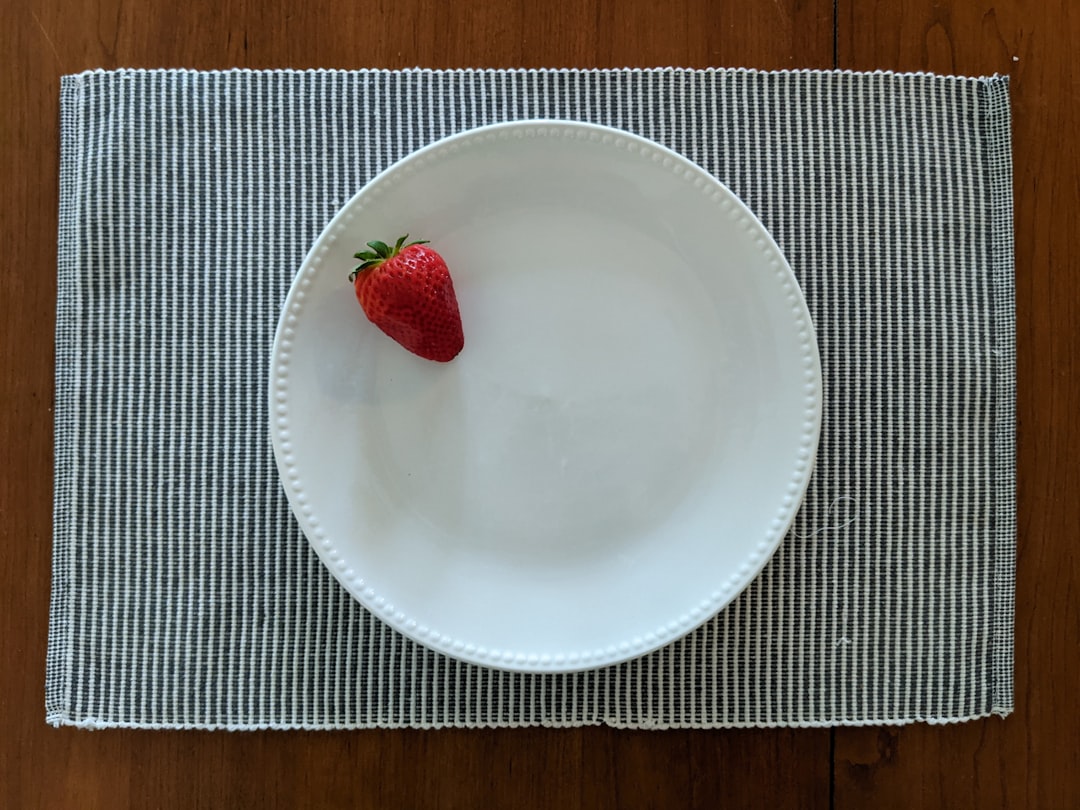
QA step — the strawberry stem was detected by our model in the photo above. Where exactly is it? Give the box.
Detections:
[349,234,431,280]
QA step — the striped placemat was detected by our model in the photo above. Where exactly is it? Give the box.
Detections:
[48,67,1015,729]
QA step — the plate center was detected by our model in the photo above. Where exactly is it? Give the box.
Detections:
[361,207,725,562]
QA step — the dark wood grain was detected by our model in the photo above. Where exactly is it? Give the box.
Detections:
[1,2,839,808]
[834,1,1080,808]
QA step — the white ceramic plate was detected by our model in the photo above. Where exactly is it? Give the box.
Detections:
[270,120,821,673]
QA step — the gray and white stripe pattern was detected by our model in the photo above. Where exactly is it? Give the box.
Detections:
[48,68,1015,729]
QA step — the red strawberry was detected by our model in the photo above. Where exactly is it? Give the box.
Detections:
[350,235,464,362]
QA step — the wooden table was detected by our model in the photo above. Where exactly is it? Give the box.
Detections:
[3,1,1077,806]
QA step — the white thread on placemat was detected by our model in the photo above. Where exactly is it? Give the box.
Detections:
[791,496,859,539]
